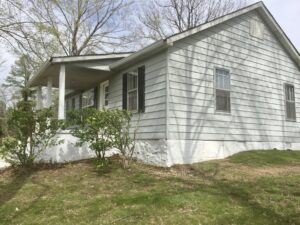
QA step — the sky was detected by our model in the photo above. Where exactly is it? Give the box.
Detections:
[0,0,299,83]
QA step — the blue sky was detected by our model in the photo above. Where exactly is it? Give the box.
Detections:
[0,0,299,82]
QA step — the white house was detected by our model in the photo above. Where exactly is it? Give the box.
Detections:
[28,2,300,167]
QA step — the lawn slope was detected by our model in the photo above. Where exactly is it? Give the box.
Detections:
[0,150,300,225]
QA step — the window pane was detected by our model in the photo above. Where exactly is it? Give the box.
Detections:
[216,89,230,112]
[286,102,296,120]
[286,85,295,101]
[128,90,137,111]
[128,74,137,90]
[216,69,230,90]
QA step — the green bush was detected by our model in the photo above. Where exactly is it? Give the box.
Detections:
[0,101,63,167]
[67,108,137,168]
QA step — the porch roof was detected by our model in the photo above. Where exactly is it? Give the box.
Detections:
[28,52,133,90]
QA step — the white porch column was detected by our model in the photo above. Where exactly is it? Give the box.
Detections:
[36,86,42,109]
[46,77,53,108]
[58,64,66,120]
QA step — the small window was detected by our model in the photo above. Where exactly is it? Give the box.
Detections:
[285,84,296,121]
[100,80,109,108]
[215,68,230,112]
[104,83,109,106]
[127,71,138,111]
[82,89,95,108]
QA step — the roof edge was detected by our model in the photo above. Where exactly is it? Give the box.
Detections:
[110,40,172,70]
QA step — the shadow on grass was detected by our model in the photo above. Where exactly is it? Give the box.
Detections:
[0,169,32,206]
[110,167,299,225]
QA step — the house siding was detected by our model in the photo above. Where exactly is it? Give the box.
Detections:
[168,11,300,143]
[108,51,167,140]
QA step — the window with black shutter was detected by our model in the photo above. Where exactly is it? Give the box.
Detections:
[285,84,296,121]
[122,66,145,113]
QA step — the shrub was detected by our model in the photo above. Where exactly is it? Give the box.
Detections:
[0,101,62,167]
[110,110,137,168]
[67,108,138,168]
[67,108,116,161]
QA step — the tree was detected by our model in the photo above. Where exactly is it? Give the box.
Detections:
[11,0,133,59]
[3,54,34,101]
[1,0,134,106]
[136,0,247,43]
[0,101,62,167]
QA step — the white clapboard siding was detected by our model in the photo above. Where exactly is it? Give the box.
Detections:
[168,10,300,142]
[108,51,167,139]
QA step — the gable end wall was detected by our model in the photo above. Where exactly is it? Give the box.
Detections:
[166,10,300,165]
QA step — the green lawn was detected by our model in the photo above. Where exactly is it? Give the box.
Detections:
[0,150,300,225]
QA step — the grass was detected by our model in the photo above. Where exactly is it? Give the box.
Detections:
[0,150,300,225]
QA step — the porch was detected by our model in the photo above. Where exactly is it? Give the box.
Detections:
[28,53,131,119]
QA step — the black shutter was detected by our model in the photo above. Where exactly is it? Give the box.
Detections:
[122,73,127,110]
[94,86,98,109]
[138,66,145,113]
[79,93,83,109]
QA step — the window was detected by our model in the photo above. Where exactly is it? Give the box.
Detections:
[82,89,95,108]
[285,84,296,121]
[127,71,138,111]
[215,68,230,112]
[104,84,109,106]
[100,81,109,108]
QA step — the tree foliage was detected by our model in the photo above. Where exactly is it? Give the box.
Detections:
[0,101,62,167]
[3,54,34,102]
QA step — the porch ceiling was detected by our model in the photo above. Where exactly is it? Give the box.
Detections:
[28,53,132,91]
[31,64,112,91]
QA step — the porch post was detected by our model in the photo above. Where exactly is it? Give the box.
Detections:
[36,86,42,109]
[58,64,66,120]
[46,77,53,108]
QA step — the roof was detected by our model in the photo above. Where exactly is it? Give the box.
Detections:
[28,52,132,87]
[110,1,300,70]
[29,2,300,87]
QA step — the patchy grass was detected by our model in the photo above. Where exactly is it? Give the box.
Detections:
[0,150,300,225]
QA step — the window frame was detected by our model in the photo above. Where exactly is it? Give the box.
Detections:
[127,71,139,112]
[214,67,231,114]
[284,83,296,122]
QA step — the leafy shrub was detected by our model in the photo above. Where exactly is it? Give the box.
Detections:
[0,101,62,167]
[67,108,116,161]
[67,108,138,168]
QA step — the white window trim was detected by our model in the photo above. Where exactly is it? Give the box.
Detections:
[215,67,231,114]
[127,72,139,112]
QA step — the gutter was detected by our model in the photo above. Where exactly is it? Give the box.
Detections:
[109,39,173,71]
